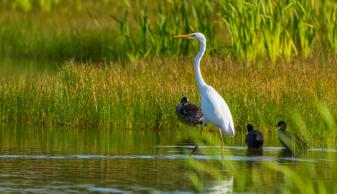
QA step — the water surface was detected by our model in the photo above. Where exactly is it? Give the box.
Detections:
[0,126,335,193]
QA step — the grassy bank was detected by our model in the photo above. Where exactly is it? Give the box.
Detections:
[0,57,336,146]
[0,0,337,63]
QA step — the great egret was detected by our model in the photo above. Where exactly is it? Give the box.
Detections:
[174,32,235,147]
[277,121,307,152]
[176,97,204,125]
[245,124,264,149]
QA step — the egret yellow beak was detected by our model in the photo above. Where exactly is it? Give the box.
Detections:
[173,34,192,39]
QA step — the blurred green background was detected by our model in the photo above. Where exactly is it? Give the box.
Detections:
[1,0,336,63]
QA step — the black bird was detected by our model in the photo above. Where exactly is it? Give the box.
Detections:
[176,97,204,126]
[176,97,205,154]
[277,121,307,152]
[245,124,264,149]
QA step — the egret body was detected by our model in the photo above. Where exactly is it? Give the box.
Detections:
[174,33,235,145]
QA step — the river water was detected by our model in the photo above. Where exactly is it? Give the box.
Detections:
[0,126,334,193]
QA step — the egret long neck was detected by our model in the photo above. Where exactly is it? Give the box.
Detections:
[194,40,207,92]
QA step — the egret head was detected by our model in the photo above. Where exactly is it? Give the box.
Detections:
[247,124,254,132]
[174,32,206,43]
[180,96,189,104]
[277,121,287,131]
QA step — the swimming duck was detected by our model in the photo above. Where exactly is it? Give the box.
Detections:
[176,97,204,126]
[245,124,264,149]
[277,121,307,152]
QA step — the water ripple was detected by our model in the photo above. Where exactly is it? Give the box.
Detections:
[0,154,332,162]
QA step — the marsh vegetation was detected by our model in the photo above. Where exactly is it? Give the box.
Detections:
[0,0,337,193]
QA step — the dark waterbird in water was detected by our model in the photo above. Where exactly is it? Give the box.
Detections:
[245,124,264,149]
[176,97,204,126]
[277,121,308,152]
[176,96,205,154]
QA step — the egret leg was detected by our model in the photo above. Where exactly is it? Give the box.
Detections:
[219,129,224,150]
[191,145,198,154]
[200,117,208,136]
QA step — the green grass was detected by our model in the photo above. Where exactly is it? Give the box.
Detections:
[0,57,336,147]
[1,1,337,192]
[0,0,337,63]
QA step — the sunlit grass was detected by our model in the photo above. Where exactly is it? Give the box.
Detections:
[0,57,336,147]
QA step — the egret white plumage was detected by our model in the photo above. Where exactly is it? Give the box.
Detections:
[174,32,235,147]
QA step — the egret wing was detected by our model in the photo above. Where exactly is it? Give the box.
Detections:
[201,86,234,136]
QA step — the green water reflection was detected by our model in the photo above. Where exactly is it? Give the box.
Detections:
[0,125,335,193]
